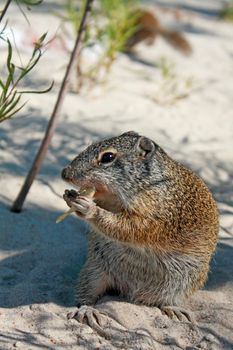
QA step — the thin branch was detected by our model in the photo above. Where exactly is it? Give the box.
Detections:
[0,0,12,23]
[11,0,95,212]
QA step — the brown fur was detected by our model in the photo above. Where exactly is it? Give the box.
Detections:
[126,9,192,55]
[62,131,219,311]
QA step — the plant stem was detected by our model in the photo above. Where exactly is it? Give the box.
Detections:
[11,0,95,212]
[0,0,12,23]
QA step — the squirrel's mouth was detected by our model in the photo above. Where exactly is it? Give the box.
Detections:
[66,178,109,198]
[61,166,124,212]
[63,177,124,213]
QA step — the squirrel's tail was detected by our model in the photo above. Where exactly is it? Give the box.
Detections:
[124,9,192,56]
[159,28,192,55]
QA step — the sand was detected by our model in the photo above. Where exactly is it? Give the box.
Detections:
[0,0,233,349]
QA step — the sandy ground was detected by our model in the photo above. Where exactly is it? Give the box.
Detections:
[0,0,233,349]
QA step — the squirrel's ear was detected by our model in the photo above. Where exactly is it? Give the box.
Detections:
[136,137,155,157]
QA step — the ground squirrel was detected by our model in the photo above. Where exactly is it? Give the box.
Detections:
[62,131,218,330]
[126,9,192,55]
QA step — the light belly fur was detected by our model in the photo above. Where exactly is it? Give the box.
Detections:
[88,231,203,306]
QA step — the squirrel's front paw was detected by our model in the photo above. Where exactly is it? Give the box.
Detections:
[63,190,97,220]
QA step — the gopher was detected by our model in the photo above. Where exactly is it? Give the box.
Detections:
[62,131,218,331]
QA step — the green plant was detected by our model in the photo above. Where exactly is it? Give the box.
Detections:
[97,0,140,68]
[11,0,95,212]
[57,0,140,92]
[0,0,53,122]
[16,0,43,4]
[220,4,233,22]
[0,33,53,122]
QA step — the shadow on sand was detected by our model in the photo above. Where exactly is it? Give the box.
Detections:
[0,116,232,310]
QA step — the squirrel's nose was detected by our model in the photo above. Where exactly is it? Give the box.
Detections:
[61,166,72,181]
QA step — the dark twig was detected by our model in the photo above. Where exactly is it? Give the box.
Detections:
[11,0,95,212]
[0,0,12,23]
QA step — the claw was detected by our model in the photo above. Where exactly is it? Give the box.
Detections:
[67,305,113,339]
[160,306,195,323]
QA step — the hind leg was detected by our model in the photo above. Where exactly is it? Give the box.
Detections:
[160,264,210,323]
[67,260,116,338]
[132,287,195,323]
[134,294,195,322]
[75,260,108,306]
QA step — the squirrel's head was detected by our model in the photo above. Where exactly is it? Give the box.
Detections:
[61,131,167,211]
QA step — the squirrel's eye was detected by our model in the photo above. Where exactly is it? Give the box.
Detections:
[99,152,116,164]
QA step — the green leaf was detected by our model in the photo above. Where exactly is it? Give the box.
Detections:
[0,93,21,118]
[0,90,18,113]
[19,80,54,94]
[0,79,4,89]
[2,74,12,99]
[18,50,41,81]
[6,39,13,73]
[0,101,27,122]
[15,0,43,6]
